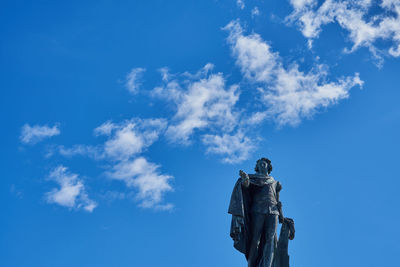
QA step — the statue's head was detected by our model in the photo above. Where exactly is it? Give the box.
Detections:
[254,157,272,175]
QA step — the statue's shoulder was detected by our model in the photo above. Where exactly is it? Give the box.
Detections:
[248,173,264,179]
[266,176,282,190]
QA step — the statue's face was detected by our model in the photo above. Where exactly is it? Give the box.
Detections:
[257,160,269,175]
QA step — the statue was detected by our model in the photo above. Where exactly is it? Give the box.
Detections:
[228,158,295,267]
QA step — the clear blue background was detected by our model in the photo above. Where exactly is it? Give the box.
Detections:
[1,1,399,267]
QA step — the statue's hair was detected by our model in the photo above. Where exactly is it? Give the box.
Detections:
[254,157,272,174]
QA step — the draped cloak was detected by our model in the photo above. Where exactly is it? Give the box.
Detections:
[228,178,251,256]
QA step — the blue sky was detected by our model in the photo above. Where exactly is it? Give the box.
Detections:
[1,0,400,266]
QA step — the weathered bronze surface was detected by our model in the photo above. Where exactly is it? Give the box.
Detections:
[228,158,295,267]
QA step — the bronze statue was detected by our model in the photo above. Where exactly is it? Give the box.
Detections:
[228,158,295,267]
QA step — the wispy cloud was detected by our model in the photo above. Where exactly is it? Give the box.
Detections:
[99,118,167,161]
[56,119,167,161]
[106,157,173,210]
[45,165,97,212]
[152,64,263,163]
[153,64,240,144]
[251,7,260,17]
[224,20,363,126]
[289,0,315,10]
[20,124,60,144]
[58,145,104,159]
[93,120,116,136]
[202,131,256,163]
[286,0,400,62]
[54,118,172,210]
[236,0,245,10]
[125,67,146,94]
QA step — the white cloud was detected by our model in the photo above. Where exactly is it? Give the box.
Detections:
[106,157,173,210]
[251,7,260,17]
[93,121,116,136]
[104,123,147,160]
[225,20,363,126]
[125,67,146,94]
[151,65,261,162]
[46,165,97,212]
[101,118,167,161]
[287,0,400,61]
[52,118,173,210]
[20,124,60,144]
[262,67,363,126]
[237,0,245,10]
[154,64,240,144]
[202,131,256,163]
[55,119,166,161]
[102,191,130,202]
[245,111,268,125]
[225,22,278,83]
[289,0,315,10]
[58,145,104,160]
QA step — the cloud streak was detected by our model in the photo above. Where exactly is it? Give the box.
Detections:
[20,124,60,144]
[125,67,146,94]
[153,64,240,144]
[106,157,173,210]
[97,118,167,160]
[236,0,245,10]
[202,131,256,163]
[55,118,173,210]
[251,7,260,17]
[287,0,400,61]
[46,166,97,212]
[225,20,363,126]
[152,64,260,163]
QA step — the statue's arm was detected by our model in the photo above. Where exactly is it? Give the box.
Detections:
[276,182,285,224]
[239,170,250,187]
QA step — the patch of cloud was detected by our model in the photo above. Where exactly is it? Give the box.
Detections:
[54,118,167,161]
[45,165,97,212]
[104,123,149,160]
[99,118,167,161]
[202,131,256,163]
[93,121,116,136]
[224,20,363,126]
[151,69,182,102]
[10,184,23,199]
[251,7,260,17]
[125,67,146,94]
[244,111,268,125]
[153,64,240,144]
[152,65,260,162]
[286,0,400,62]
[55,110,259,164]
[49,118,172,210]
[237,0,245,10]
[20,124,60,144]
[225,22,279,83]
[102,191,130,202]
[106,157,173,210]
[289,0,315,10]
[64,118,172,210]
[262,67,363,126]
[58,145,104,160]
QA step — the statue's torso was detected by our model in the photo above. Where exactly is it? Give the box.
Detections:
[248,175,279,215]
